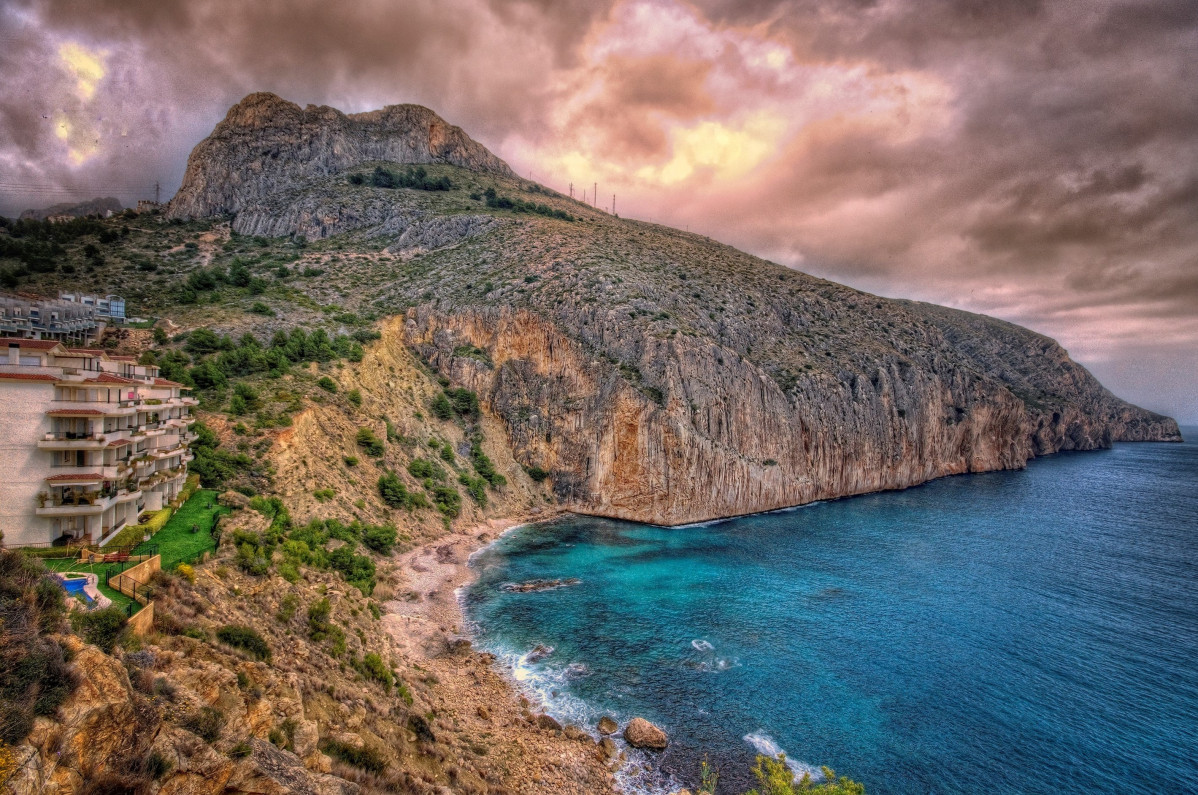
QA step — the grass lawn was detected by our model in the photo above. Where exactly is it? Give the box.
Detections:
[136,488,230,570]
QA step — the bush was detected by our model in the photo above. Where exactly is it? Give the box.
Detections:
[249,301,274,316]
[317,376,338,393]
[181,706,226,743]
[746,757,865,795]
[430,392,453,420]
[407,457,446,481]
[71,606,128,653]
[313,488,336,502]
[359,652,393,691]
[307,598,331,637]
[459,474,488,506]
[356,427,384,457]
[361,523,398,554]
[215,625,272,661]
[439,442,455,463]
[320,737,387,774]
[445,387,479,417]
[470,440,506,487]
[346,388,362,407]
[525,465,550,482]
[430,484,462,519]
[343,455,358,467]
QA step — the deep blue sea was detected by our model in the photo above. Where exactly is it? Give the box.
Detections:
[462,430,1198,794]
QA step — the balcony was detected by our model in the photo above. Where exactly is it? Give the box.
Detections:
[35,487,139,516]
[49,400,140,416]
[38,433,108,450]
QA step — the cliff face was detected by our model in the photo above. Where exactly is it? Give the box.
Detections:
[167,92,513,222]
[165,94,1180,525]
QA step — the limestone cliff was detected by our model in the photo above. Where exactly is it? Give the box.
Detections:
[165,94,1180,525]
[167,92,513,222]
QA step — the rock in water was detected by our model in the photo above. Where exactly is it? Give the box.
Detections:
[624,717,668,750]
[597,716,618,735]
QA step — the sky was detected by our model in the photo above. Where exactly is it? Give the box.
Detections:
[1,0,1195,423]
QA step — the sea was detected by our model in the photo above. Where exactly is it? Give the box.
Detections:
[461,429,1198,794]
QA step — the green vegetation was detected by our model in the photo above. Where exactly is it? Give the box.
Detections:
[356,651,393,691]
[483,187,574,221]
[214,625,272,662]
[135,489,229,571]
[70,606,129,654]
[181,706,225,743]
[316,376,338,392]
[0,549,76,745]
[320,737,387,774]
[354,165,452,192]
[378,471,428,510]
[356,427,385,457]
[745,756,865,795]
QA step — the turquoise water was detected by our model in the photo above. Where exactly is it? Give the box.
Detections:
[462,431,1198,794]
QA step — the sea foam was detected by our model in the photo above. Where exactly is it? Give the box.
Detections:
[743,732,823,782]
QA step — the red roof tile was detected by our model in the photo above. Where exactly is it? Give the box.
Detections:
[0,372,59,382]
[153,378,187,387]
[46,472,103,481]
[47,409,106,416]
[107,439,132,447]
[65,348,106,356]
[3,339,63,351]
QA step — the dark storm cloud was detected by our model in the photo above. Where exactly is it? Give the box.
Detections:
[0,0,1194,419]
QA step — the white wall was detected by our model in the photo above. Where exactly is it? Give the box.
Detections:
[0,382,53,546]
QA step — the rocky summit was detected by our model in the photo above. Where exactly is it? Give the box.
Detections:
[170,92,1179,526]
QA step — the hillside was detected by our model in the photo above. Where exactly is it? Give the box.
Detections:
[2,91,1182,527]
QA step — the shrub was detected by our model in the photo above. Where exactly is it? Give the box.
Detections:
[249,301,274,316]
[430,392,453,420]
[439,442,455,463]
[346,388,362,407]
[276,593,299,623]
[359,652,393,691]
[356,427,384,457]
[343,455,359,467]
[181,706,226,743]
[470,440,505,487]
[378,472,424,510]
[746,757,865,795]
[407,457,446,481]
[307,598,331,638]
[215,625,272,661]
[320,737,387,774]
[362,524,398,554]
[71,606,128,653]
[459,474,488,506]
[525,465,550,482]
[445,387,479,417]
[313,488,336,502]
[176,563,196,583]
[430,484,462,519]
[317,376,338,393]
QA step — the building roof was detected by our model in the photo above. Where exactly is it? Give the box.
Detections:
[108,355,138,362]
[83,374,138,384]
[107,439,132,447]
[46,472,103,482]
[153,378,188,388]
[4,339,64,351]
[47,408,106,416]
[0,372,60,382]
[65,348,106,355]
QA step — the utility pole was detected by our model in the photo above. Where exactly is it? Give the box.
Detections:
[582,189,587,205]
[593,183,597,208]
[569,183,573,199]
[612,194,616,216]
[155,181,160,204]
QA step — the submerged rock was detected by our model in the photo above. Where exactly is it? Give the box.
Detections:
[597,716,618,735]
[502,577,582,593]
[624,717,668,750]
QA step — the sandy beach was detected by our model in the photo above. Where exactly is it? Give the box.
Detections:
[380,514,624,794]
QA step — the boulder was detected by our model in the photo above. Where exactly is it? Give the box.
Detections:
[623,717,668,750]
[534,714,562,732]
[597,716,618,735]
[218,490,251,509]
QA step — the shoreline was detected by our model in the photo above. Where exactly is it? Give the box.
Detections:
[381,511,624,794]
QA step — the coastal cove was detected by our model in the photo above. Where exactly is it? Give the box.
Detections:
[462,432,1198,795]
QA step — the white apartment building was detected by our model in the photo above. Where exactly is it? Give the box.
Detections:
[0,339,197,548]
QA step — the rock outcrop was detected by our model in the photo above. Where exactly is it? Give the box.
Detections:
[167,92,513,222]
[624,717,669,750]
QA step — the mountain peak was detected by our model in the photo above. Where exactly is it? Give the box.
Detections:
[168,94,513,220]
